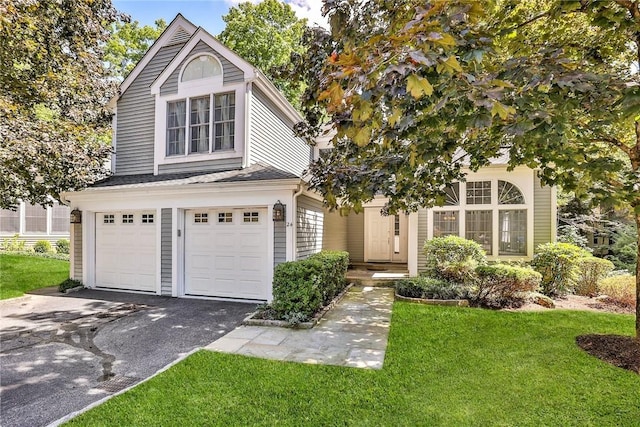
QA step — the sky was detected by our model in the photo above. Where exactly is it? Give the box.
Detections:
[112,0,328,35]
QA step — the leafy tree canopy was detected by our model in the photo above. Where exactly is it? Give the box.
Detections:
[218,0,308,109]
[105,18,167,80]
[0,0,121,209]
[294,0,640,336]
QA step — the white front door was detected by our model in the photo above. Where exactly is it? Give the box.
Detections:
[365,209,408,263]
[184,208,268,300]
[95,211,157,292]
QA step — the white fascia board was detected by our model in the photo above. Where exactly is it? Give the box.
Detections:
[253,73,303,126]
[65,179,301,203]
[150,27,257,95]
[114,14,197,100]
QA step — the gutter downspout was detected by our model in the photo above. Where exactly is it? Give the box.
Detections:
[291,184,304,261]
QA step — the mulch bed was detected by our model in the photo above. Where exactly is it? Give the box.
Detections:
[576,334,640,374]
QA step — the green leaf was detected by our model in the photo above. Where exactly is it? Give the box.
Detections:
[353,126,372,147]
[490,102,516,120]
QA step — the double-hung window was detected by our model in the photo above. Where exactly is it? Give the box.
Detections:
[166,93,235,156]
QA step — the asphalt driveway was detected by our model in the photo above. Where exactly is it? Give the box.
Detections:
[0,288,255,427]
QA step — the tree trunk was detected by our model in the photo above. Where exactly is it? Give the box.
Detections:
[636,212,640,341]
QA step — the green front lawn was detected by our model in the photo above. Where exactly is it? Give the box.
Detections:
[0,253,69,299]
[67,303,638,426]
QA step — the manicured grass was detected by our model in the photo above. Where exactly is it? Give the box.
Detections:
[0,253,69,299]
[67,303,639,426]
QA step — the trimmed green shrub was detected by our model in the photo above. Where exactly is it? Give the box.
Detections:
[271,250,349,321]
[1,234,25,251]
[395,276,470,300]
[308,250,350,304]
[531,243,590,297]
[575,257,614,297]
[473,264,541,308]
[56,239,70,254]
[423,236,487,283]
[33,240,53,253]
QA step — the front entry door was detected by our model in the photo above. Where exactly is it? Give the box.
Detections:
[364,209,408,262]
[365,208,391,261]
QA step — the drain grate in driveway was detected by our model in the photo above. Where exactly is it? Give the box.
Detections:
[95,375,142,393]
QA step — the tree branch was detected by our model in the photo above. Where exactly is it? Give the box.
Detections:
[594,134,632,156]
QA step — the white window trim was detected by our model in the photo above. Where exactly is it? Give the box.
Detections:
[427,171,534,259]
[154,81,245,173]
[178,53,223,87]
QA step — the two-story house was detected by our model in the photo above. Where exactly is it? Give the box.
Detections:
[63,15,556,302]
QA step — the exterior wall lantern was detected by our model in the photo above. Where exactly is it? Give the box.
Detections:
[70,209,82,224]
[272,201,285,222]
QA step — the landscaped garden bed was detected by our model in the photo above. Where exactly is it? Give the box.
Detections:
[246,250,350,327]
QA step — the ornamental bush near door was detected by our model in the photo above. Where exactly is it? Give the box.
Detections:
[423,236,487,284]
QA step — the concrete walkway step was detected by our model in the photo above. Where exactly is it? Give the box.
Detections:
[205,286,395,369]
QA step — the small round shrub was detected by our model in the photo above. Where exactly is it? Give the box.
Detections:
[55,239,70,254]
[33,240,53,253]
[423,236,487,284]
[473,264,542,308]
[531,242,590,297]
[575,257,614,297]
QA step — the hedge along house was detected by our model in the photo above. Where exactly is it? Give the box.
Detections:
[63,15,556,302]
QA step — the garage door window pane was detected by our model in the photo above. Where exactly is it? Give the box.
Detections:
[51,203,70,233]
[122,214,134,224]
[465,210,492,254]
[194,213,208,223]
[25,204,47,233]
[142,214,154,224]
[0,208,19,233]
[218,212,232,223]
[103,214,115,224]
[243,212,259,223]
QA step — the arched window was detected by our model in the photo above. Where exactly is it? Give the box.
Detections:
[498,180,524,204]
[181,55,222,82]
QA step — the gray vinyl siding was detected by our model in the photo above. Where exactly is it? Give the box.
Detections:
[161,208,172,296]
[296,196,323,260]
[346,213,364,263]
[160,41,244,96]
[72,223,82,281]
[116,43,185,175]
[167,27,191,46]
[249,87,310,177]
[534,175,554,250]
[322,209,348,251]
[417,208,428,274]
[274,218,286,266]
[157,157,242,174]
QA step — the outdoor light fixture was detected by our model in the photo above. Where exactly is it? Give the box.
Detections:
[70,209,82,224]
[273,200,285,222]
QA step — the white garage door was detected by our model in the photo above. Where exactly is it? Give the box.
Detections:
[95,211,157,292]
[185,208,268,300]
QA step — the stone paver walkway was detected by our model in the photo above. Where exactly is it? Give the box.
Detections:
[205,286,394,369]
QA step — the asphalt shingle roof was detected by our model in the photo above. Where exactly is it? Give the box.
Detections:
[90,163,300,189]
